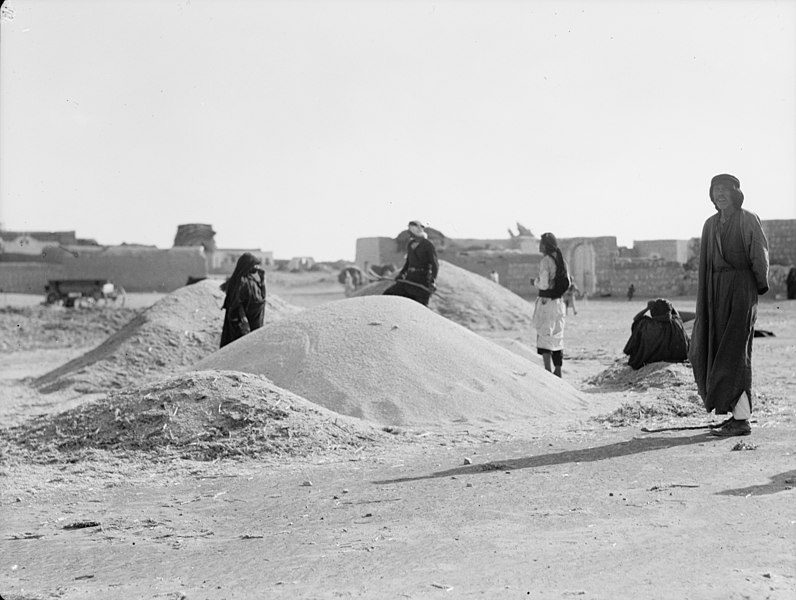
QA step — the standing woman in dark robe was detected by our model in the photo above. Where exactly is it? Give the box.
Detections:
[220,252,266,348]
[689,174,769,437]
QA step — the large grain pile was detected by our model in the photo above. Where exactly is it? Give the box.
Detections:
[195,296,588,428]
[7,370,389,462]
[33,280,301,394]
[353,260,534,331]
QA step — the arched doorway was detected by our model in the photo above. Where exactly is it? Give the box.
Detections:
[570,243,597,296]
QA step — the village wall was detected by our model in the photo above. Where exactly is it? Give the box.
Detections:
[52,247,207,292]
[209,249,274,274]
[0,246,207,294]
[633,239,691,263]
[0,263,67,295]
[762,220,796,266]
[436,251,540,297]
[355,237,403,270]
[608,259,697,299]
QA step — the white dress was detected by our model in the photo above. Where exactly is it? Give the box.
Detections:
[532,255,566,351]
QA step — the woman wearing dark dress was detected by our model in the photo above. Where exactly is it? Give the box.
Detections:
[220,252,266,348]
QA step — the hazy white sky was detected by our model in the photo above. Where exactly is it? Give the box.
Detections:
[1,0,795,261]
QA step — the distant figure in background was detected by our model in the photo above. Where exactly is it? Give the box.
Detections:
[383,220,439,306]
[338,266,364,297]
[220,252,266,348]
[532,232,571,377]
[343,270,356,297]
[563,282,580,315]
[623,298,689,370]
[787,265,796,300]
[689,174,769,437]
[489,269,500,284]
[626,284,635,301]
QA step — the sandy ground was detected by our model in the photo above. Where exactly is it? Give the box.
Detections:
[1,275,794,600]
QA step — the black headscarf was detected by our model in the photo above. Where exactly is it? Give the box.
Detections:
[221,252,262,309]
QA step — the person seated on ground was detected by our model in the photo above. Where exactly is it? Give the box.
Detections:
[622,298,689,370]
[383,220,439,306]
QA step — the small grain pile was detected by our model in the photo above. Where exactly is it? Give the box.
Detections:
[353,260,534,331]
[195,296,588,428]
[588,359,705,427]
[7,370,388,462]
[33,280,302,394]
[586,358,696,392]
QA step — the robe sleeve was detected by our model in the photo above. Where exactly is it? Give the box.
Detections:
[427,241,439,283]
[534,256,554,291]
[742,210,770,294]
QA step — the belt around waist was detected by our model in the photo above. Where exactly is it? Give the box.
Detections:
[713,266,750,273]
[407,268,428,273]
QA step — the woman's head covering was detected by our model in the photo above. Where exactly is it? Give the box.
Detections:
[709,173,744,209]
[540,232,559,255]
[649,298,674,319]
[539,232,566,281]
[221,252,262,308]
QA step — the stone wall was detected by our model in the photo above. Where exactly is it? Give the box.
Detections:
[355,237,402,270]
[438,251,540,298]
[762,219,796,266]
[633,239,691,263]
[608,259,697,299]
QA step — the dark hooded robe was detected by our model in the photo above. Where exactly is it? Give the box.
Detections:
[623,299,689,370]
[220,252,266,348]
[688,205,769,415]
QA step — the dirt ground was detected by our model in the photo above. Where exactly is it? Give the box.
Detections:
[1,275,794,600]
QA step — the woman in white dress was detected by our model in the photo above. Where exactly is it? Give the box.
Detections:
[532,232,570,377]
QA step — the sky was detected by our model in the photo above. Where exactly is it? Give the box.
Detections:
[1,0,795,261]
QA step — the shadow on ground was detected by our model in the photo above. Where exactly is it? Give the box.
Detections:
[718,469,796,496]
[375,432,717,484]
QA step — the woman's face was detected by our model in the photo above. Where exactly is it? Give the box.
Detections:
[712,181,735,211]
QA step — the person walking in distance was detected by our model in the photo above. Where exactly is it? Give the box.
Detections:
[532,232,571,377]
[220,252,267,348]
[383,220,439,307]
[689,174,769,437]
[563,281,579,315]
